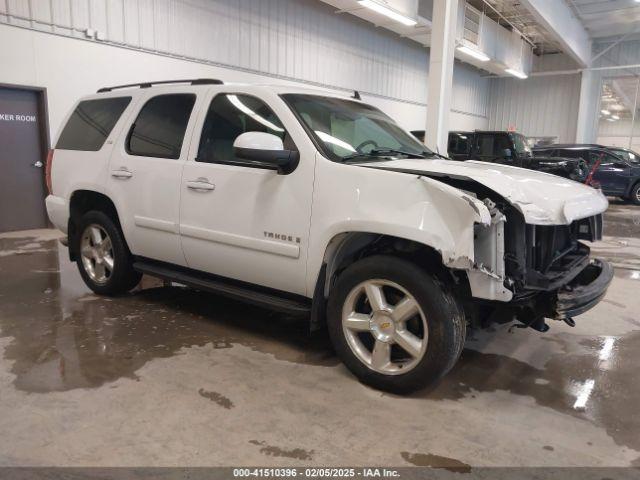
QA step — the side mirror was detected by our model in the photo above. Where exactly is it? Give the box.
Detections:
[233,132,299,175]
[503,148,513,158]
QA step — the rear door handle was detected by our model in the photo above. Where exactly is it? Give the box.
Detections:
[111,168,133,179]
[186,178,215,192]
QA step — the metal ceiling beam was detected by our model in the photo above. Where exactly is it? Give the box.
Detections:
[591,31,635,63]
[518,0,592,67]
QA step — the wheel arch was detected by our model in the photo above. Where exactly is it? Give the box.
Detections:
[310,231,470,331]
[68,190,124,260]
[626,178,640,198]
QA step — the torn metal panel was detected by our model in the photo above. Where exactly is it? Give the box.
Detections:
[468,200,513,302]
[417,175,490,270]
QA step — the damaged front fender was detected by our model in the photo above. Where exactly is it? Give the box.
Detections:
[417,176,490,268]
[418,177,512,302]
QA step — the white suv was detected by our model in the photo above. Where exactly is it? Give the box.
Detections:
[46,79,613,392]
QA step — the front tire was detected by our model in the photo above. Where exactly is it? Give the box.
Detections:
[74,210,141,295]
[327,255,466,393]
[629,183,640,206]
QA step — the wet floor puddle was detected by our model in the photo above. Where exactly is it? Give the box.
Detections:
[0,234,639,454]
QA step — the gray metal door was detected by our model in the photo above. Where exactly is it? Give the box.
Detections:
[0,87,48,232]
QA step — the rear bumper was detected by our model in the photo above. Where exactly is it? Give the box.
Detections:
[45,195,68,234]
[554,259,614,319]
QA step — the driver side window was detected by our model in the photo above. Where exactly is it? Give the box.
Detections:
[197,94,292,164]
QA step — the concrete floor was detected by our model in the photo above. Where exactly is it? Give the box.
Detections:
[0,202,639,468]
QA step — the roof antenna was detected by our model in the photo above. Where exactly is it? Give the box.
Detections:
[352,90,361,100]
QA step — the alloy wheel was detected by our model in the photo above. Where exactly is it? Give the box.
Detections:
[80,224,114,285]
[341,279,428,375]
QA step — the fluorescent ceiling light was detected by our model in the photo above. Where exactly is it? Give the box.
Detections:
[456,45,490,62]
[358,0,417,26]
[505,68,528,79]
[611,114,620,120]
[601,109,610,115]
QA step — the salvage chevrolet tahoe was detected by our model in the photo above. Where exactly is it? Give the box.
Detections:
[45,79,613,393]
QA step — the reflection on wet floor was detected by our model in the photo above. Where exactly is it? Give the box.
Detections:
[591,202,640,279]
[0,204,639,459]
[0,239,337,394]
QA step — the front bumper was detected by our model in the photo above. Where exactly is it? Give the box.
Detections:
[553,259,614,319]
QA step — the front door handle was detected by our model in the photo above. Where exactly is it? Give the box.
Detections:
[186,178,215,192]
[111,168,133,179]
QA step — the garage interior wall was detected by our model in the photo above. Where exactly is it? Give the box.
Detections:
[487,73,581,143]
[0,0,489,140]
[486,51,582,143]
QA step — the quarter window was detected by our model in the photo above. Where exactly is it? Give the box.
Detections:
[127,94,196,159]
[197,94,289,164]
[476,134,510,157]
[56,97,131,151]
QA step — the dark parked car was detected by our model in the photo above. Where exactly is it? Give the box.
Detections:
[445,131,588,181]
[533,144,640,205]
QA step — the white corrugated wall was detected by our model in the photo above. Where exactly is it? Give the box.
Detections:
[487,73,581,143]
[0,0,489,134]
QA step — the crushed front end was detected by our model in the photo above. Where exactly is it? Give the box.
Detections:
[472,206,613,332]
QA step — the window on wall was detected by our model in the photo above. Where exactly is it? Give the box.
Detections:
[127,94,196,159]
[597,76,640,157]
[197,94,290,164]
[56,97,131,151]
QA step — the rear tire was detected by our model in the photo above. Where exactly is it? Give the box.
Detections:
[74,210,141,296]
[327,255,466,393]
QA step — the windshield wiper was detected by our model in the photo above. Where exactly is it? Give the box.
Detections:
[341,149,426,163]
[422,150,449,159]
[370,148,427,158]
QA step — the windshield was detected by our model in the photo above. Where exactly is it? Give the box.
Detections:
[282,94,434,161]
[509,133,532,156]
[611,148,640,164]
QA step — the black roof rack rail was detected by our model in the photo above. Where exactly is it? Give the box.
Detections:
[97,78,223,93]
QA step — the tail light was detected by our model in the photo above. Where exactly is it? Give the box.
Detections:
[45,149,54,195]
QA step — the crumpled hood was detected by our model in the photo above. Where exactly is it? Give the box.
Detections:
[363,158,609,225]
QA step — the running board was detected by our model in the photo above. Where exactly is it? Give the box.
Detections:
[133,259,311,314]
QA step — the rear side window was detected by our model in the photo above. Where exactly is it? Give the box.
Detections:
[127,94,196,159]
[448,133,470,155]
[56,97,131,151]
[477,134,511,157]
